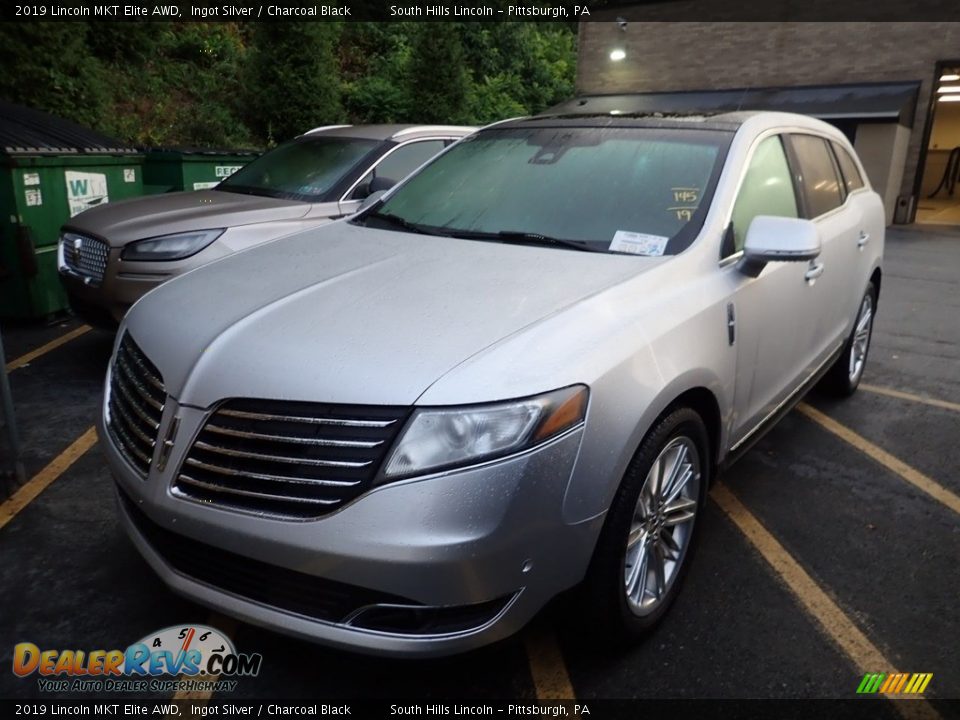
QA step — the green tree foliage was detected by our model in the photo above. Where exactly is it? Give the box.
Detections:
[339,23,417,123]
[0,21,576,148]
[0,23,110,130]
[459,23,576,123]
[407,23,471,124]
[245,23,343,144]
[105,23,254,148]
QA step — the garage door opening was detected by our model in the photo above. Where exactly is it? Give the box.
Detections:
[917,64,960,225]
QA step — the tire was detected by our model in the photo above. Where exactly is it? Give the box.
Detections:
[820,281,876,397]
[579,406,710,640]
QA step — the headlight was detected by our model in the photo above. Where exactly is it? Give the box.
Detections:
[121,229,224,261]
[382,385,588,480]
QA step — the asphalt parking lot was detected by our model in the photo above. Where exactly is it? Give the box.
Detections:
[1,226,957,713]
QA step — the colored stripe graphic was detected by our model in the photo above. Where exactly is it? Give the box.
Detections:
[858,672,932,694]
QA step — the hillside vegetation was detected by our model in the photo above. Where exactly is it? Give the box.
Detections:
[0,22,576,149]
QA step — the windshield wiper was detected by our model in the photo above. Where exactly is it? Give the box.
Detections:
[363,211,450,237]
[454,229,603,253]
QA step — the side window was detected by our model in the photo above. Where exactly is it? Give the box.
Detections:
[831,141,866,193]
[728,135,799,256]
[348,140,446,200]
[790,134,844,218]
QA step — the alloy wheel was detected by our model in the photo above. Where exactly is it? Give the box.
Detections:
[848,293,874,383]
[624,436,701,616]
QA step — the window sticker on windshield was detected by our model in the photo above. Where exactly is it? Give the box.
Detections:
[610,231,669,256]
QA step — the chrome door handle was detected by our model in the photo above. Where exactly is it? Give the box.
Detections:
[805,262,825,282]
[857,231,870,248]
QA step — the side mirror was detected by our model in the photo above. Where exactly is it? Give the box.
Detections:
[739,215,821,277]
[369,175,397,193]
[357,190,387,213]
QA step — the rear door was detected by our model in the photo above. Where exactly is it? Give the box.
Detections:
[829,139,881,330]
[783,133,861,364]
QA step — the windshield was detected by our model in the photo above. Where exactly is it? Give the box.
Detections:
[218,136,379,202]
[361,126,731,255]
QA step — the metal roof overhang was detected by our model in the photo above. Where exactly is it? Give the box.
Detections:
[550,82,921,127]
[0,100,136,155]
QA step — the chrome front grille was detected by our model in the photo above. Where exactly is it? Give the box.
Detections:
[173,399,410,519]
[106,333,166,477]
[62,234,109,285]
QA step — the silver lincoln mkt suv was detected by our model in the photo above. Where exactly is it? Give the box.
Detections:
[101,111,884,657]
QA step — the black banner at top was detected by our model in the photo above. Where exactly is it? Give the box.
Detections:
[3,0,960,22]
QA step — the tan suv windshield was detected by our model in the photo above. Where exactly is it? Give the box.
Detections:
[219,136,378,202]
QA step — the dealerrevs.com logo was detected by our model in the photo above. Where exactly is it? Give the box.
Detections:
[12,625,262,693]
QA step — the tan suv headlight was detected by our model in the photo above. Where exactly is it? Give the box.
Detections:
[121,229,225,262]
[382,385,588,480]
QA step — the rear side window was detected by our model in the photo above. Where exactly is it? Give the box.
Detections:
[789,134,844,218]
[348,140,447,200]
[728,135,799,255]
[831,141,866,192]
[373,140,446,185]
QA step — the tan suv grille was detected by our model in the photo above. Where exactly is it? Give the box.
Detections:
[62,234,109,285]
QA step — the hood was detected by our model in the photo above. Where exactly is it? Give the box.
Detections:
[64,189,311,246]
[125,222,670,407]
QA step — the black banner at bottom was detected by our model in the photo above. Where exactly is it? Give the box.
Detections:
[3,699,958,720]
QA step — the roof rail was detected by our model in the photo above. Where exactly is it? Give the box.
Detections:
[300,125,353,136]
[391,125,476,138]
[478,116,529,131]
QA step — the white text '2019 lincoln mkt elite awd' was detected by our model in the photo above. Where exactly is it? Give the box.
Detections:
[101,111,884,657]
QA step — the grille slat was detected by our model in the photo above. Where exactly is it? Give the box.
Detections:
[123,348,164,392]
[109,392,157,447]
[184,457,361,487]
[106,334,166,478]
[62,234,109,285]
[112,364,162,430]
[205,423,382,448]
[174,399,410,519]
[115,355,165,412]
[178,475,341,506]
[218,408,396,428]
[193,440,372,468]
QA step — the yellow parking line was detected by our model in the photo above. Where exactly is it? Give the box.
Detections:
[524,623,576,700]
[797,403,960,516]
[0,426,97,531]
[712,483,940,720]
[4,325,92,372]
[860,384,960,414]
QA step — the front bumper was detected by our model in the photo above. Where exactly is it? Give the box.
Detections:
[58,242,230,325]
[100,398,601,657]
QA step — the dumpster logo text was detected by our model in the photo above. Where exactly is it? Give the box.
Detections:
[65,171,109,217]
[11,624,262,678]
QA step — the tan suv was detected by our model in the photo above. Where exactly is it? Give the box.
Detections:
[57,124,473,326]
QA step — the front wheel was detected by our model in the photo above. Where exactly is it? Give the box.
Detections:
[821,281,876,397]
[579,407,709,639]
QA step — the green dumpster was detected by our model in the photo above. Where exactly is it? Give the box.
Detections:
[142,148,259,195]
[0,101,143,320]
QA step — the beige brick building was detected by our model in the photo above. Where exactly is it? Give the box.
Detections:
[575,18,960,225]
